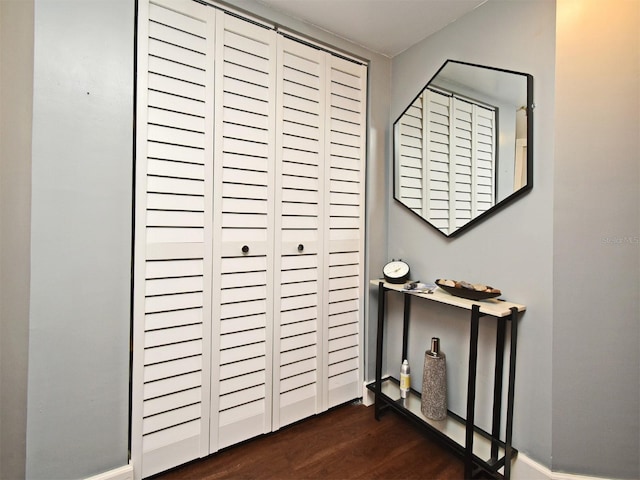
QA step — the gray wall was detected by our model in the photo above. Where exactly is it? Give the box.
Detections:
[389,0,556,468]
[0,1,34,479]
[552,0,640,477]
[25,0,133,478]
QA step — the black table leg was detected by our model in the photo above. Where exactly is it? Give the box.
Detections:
[491,317,506,462]
[465,304,481,479]
[374,281,386,420]
[402,294,411,362]
[504,307,519,480]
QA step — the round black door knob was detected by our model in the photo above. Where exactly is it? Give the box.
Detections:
[297,244,304,252]
[242,245,249,253]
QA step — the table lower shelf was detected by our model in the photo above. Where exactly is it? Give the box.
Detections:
[367,377,516,477]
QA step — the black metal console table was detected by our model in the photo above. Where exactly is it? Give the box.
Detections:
[367,280,525,480]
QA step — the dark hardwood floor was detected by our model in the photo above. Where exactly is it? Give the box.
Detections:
[153,402,467,479]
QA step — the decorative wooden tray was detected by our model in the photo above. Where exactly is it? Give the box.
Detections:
[435,279,501,300]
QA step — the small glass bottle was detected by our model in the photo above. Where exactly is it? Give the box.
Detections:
[400,359,410,398]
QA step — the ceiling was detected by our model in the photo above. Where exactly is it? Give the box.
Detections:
[256,0,487,57]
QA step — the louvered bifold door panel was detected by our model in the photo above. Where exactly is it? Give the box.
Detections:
[323,57,367,408]
[452,97,474,230]
[273,37,326,430]
[397,96,424,216]
[132,0,215,478]
[473,104,496,215]
[424,89,452,234]
[210,12,277,452]
[451,98,496,229]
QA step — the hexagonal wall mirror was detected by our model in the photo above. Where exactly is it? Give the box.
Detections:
[393,60,533,237]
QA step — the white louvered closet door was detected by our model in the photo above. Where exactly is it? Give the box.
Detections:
[472,104,496,215]
[424,89,452,234]
[452,98,474,229]
[451,98,496,230]
[396,96,424,216]
[132,0,215,478]
[273,37,326,430]
[134,2,368,474]
[323,56,367,408]
[210,12,277,452]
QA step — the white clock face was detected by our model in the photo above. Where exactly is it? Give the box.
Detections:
[383,261,409,279]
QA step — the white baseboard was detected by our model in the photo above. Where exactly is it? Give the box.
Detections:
[85,463,134,480]
[512,453,554,480]
[512,453,620,480]
[362,381,375,406]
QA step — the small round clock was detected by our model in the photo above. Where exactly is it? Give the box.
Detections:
[382,259,410,284]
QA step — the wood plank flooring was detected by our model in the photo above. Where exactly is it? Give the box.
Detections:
[152,402,466,479]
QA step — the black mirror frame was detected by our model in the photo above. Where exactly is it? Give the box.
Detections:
[393,59,534,238]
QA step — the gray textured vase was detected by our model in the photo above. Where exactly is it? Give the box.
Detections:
[421,337,447,420]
